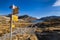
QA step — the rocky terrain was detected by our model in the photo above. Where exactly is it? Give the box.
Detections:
[0,15,60,40]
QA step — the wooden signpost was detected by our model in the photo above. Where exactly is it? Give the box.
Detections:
[10,5,19,40]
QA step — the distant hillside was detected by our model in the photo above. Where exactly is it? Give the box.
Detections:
[18,15,37,22]
[29,16,60,28]
[40,16,60,22]
[18,15,29,19]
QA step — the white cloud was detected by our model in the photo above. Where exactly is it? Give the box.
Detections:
[53,0,60,6]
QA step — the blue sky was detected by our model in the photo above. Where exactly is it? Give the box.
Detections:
[0,0,60,18]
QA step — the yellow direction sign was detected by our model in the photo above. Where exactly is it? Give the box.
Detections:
[12,24,15,28]
[12,15,18,21]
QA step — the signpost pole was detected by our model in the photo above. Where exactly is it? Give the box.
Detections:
[10,15,12,40]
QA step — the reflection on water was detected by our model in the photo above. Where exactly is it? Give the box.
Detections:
[31,20,44,23]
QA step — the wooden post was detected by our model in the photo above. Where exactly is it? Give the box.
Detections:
[10,15,13,40]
